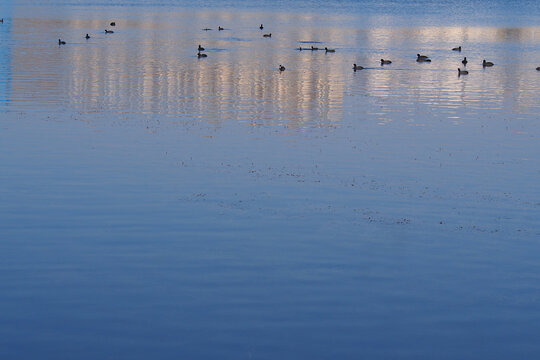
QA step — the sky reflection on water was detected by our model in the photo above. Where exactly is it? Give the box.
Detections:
[1,8,540,130]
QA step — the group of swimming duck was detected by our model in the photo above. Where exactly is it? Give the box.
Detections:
[341,50,497,73]
[197,24,540,73]
[197,24,275,58]
[296,46,336,53]
[49,20,540,73]
[449,46,495,76]
[58,21,116,45]
[414,49,497,76]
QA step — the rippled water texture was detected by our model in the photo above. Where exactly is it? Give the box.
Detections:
[1,1,540,359]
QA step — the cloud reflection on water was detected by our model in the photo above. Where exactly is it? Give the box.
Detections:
[1,9,540,130]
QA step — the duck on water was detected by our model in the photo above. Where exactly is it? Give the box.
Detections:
[417,54,431,62]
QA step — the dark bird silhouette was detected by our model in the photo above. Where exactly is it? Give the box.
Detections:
[263,33,271,37]
[279,65,285,71]
[85,33,90,39]
[458,68,469,76]
[483,59,494,67]
[311,46,319,50]
[58,39,66,45]
[325,47,335,53]
[353,64,364,71]
[218,26,224,31]
[198,44,205,51]
[197,52,207,58]
[110,22,116,26]
[452,46,462,51]
[259,24,263,30]
[381,59,392,65]
[462,57,468,66]
[203,28,212,31]
[105,29,114,33]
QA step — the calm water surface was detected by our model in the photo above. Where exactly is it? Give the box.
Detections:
[1,1,540,359]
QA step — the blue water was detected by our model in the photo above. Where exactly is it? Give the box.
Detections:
[5,0,540,26]
[1,1,540,359]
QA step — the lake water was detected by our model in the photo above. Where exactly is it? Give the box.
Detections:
[1,0,540,359]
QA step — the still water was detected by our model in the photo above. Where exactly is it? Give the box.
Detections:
[1,0,540,359]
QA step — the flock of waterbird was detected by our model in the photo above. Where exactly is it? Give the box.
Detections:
[55,21,116,45]
[415,48,497,76]
[1,17,539,73]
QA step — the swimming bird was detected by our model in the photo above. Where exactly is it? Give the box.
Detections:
[0,18,3,23]
[203,28,212,31]
[197,52,207,58]
[263,33,271,37]
[537,67,540,71]
[452,46,462,51]
[353,64,364,71]
[260,24,263,30]
[58,39,66,45]
[198,44,205,51]
[325,47,335,53]
[417,54,431,62]
[297,47,303,51]
[85,33,90,39]
[279,65,285,71]
[311,46,319,50]
[110,22,116,26]
[105,29,114,33]
[483,59,494,67]
[462,57,468,66]
[381,59,392,65]
[458,68,468,76]
[218,26,224,31]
